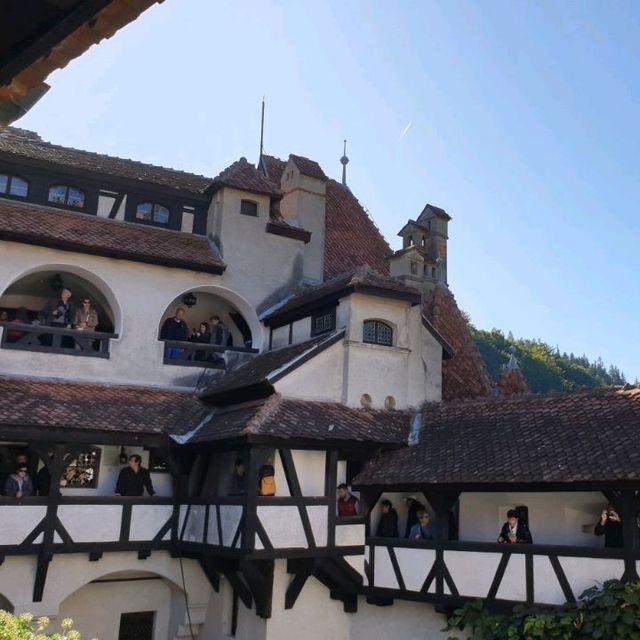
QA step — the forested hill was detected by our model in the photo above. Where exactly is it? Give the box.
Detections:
[471,327,628,394]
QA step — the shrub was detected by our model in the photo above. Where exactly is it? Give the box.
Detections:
[444,579,640,640]
[0,612,88,640]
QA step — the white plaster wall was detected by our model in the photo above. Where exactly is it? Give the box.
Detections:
[271,325,290,349]
[0,506,45,545]
[335,523,365,547]
[57,504,121,542]
[0,241,263,387]
[291,450,326,495]
[129,504,174,541]
[291,317,311,344]
[459,492,607,546]
[258,506,307,548]
[275,341,344,403]
[58,578,175,640]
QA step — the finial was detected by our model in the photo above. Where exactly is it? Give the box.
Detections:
[257,97,267,176]
[340,139,349,187]
[506,345,519,370]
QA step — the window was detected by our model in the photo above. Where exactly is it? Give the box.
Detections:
[410,262,418,275]
[118,612,155,640]
[48,185,85,208]
[311,307,336,336]
[136,202,170,224]
[363,320,393,346]
[240,199,258,216]
[60,449,101,489]
[0,174,29,197]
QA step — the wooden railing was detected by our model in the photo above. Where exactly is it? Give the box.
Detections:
[161,339,258,368]
[0,321,117,358]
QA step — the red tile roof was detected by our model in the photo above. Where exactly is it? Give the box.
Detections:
[0,199,225,274]
[0,128,211,193]
[181,393,411,445]
[354,386,640,487]
[209,157,279,197]
[289,154,327,181]
[0,376,206,438]
[423,285,493,401]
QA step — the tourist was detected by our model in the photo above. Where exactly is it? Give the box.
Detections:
[594,505,623,548]
[409,510,436,540]
[4,466,33,498]
[190,321,211,361]
[5,307,28,343]
[376,499,399,537]
[258,458,276,496]
[497,509,533,544]
[74,298,99,331]
[337,483,359,516]
[404,495,426,537]
[0,311,7,321]
[227,458,245,496]
[115,454,155,496]
[42,288,74,327]
[209,315,232,347]
[160,307,189,359]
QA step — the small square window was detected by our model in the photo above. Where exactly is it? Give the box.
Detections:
[9,177,28,197]
[136,202,153,221]
[240,200,258,217]
[311,308,336,336]
[0,175,8,193]
[48,185,67,204]
[153,204,170,224]
[67,188,85,208]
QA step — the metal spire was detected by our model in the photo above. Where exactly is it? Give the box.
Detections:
[257,97,267,176]
[340,139,349,188]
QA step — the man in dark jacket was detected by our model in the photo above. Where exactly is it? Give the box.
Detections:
[41,288,75,347]
[115,455,155,496]
[160,307,189,360]
[376,499,399,537]
[498,509,533,544]
[594,505,623,548]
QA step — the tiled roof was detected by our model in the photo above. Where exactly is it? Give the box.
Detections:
[354,386,640,487]
[0,128,211,194]
[260,155,391,279]
[198,332,345,403]
[209,157,279,197]
[423,285,493,401]
[0,199,225,274]
[262,266,421,324]
[178,393,411,445]
[0,376,206,437]
[289,154,327,181]
[324,180,392,279]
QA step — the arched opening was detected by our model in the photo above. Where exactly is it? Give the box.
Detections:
[157,287,259,367]
[0,268,119,357]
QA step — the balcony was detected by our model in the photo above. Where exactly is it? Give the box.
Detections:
[161,339,257,369]
[0,321,117,357]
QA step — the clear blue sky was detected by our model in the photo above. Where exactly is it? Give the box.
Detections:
[18,0,640,379]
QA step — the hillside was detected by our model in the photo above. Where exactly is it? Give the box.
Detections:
[472,327,627,394]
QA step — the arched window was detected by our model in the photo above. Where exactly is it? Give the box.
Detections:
[136,202,170,224]
[363,320,393,346]
[0,174,29,197]
[48,185,85,208]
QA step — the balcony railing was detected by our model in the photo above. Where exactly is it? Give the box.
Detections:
[161,339,258,368]
[363,537,633,608]
[0,321,117,358]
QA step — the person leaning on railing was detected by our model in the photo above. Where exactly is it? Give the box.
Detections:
[115,455,155,497]
[594,505,623,548]
[497,509,533,544]
[3,465,33,498]
[73,298,99,331]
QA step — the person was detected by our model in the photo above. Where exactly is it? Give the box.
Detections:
[337,483,359,516]
[189,321,211,362]
[0,311,7,321]
[227,458,245,496]
[74,298,99,331]
[115,455,155,497]
[594,504,623,548]
[35,464,52,497]
[160,307,189,360]
[376,499,399,537]
[209,315,233,347]
[41,288,74,347]
[409,510,436,540]
[404,495,426,537]
[498,509,533,544]
[6,307,29,343]
[4,466,33,498]
[258,458,276,496]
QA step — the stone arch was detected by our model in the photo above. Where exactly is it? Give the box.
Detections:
[0,263,123,335]
[158,284,262,350]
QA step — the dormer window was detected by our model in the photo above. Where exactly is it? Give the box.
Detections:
[0,174,29,198]
[136,202,170,224]
[311,307,336,336]
[363,320,393,346]
[240,200,258,217]
[48,185,85,209]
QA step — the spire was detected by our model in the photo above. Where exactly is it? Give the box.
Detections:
[257,97,267,176]
[340,139,349,188]
[498,345,529,396]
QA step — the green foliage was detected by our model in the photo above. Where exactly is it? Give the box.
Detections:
[470,326,627,393]
[0,612,88,640]
[444,580,640,640]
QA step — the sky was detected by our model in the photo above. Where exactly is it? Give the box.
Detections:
[18,0,640,379]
